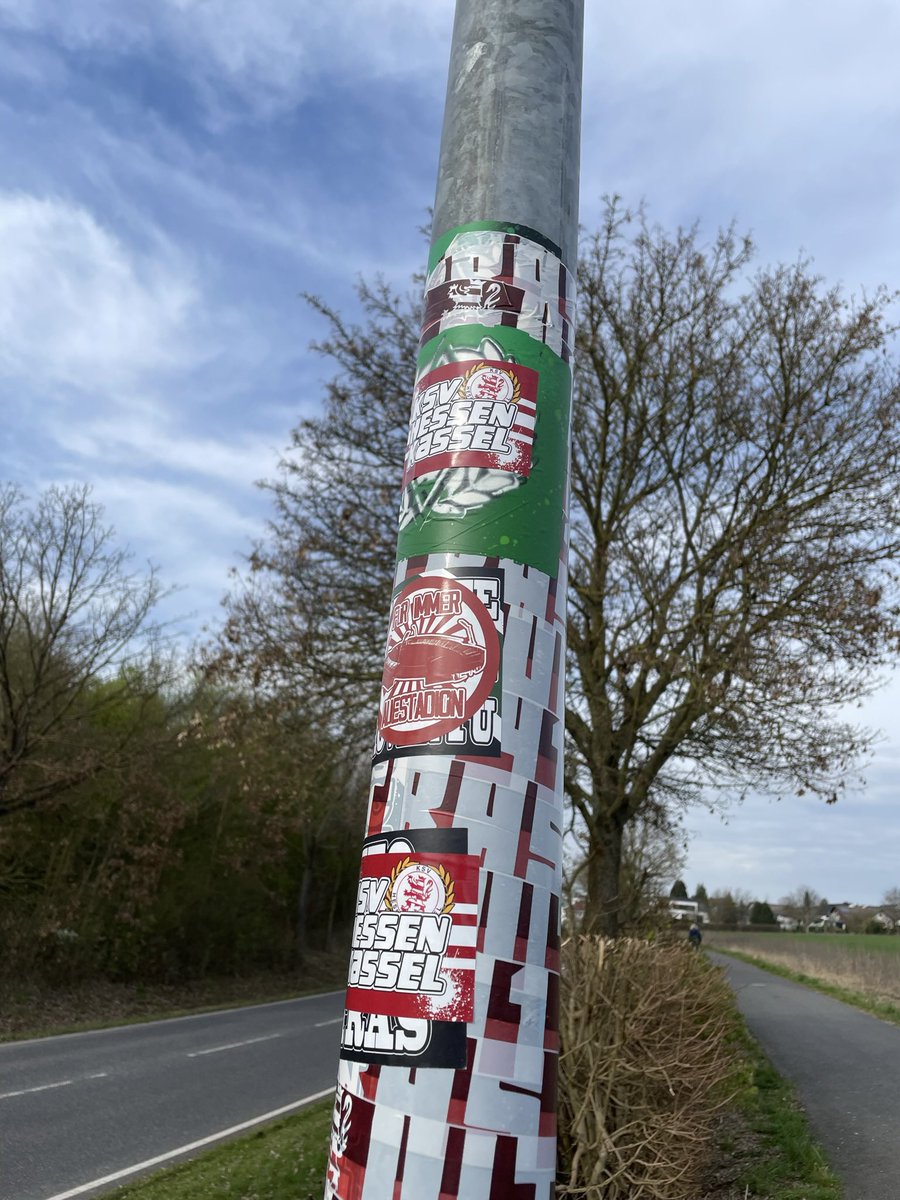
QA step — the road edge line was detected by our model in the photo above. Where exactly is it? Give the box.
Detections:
[4,990,347,1050]
[40,1088,335,1200]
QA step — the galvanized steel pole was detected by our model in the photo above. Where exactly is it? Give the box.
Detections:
[326,3,583,1197]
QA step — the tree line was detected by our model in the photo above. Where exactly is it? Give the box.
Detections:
[670,880,900,931]
[0,485,363,984]
[227,200,900,936]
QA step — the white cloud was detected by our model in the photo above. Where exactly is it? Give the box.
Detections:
[55,412,280,488]
[0,189,289,629]
[0,192,201,395]
[686,740,900,904]
[0,1,455,116]
[90,474,266,631]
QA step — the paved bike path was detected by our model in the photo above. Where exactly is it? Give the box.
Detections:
[713,952,900,1200]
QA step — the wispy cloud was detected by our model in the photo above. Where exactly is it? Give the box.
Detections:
[686,736,900,903]
[0,1,455,118]
[0,192,201,394]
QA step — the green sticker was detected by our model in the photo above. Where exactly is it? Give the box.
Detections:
[397,324,571,577]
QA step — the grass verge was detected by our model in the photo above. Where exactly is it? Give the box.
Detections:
[87,1033,838,1200]
[0,951,349,1042]
[104,1097,333,1200]
[714,1025,842,1199]
[714,946,900,1029]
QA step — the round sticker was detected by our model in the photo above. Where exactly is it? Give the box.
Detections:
[379,574,500,747]
[388,861,454,915]
[463,363,518,405]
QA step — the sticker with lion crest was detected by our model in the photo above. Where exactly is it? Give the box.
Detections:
[341,828,478,1067]
[404,358,538,486]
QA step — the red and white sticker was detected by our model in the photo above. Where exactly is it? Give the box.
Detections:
[378,574,500,747]
[344,849,479,1022]
[403,358,538,486]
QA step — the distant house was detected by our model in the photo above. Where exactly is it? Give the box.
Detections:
[669,899,709,924]
[776,914,800,931]
[808,905,848,932]
[842,905,895,931]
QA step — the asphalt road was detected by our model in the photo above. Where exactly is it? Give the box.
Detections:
[0,990,345,1200]
[713,952,900,1200]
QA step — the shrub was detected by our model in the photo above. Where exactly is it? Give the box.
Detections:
[557,937,737,1198]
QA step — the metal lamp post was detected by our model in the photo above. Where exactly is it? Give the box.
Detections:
[326,3,583,1196]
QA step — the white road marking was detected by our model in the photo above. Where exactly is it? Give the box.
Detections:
[0,1079,73,1100]
[0,1072,108,1101]
[186,1033,282,1058]
[40,1087,335,1200]
[314,1017,342,1027]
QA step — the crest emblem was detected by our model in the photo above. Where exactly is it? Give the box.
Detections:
[385,858,455,915]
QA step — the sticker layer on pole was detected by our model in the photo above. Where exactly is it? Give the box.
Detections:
[378,574,499,747]
[404,359,538,484]
[340,827,479,1069]
[397,226,575,578]
[329,219,574,1200]
[374,565,504,763]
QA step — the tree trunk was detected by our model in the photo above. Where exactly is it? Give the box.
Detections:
[584,817,625,938]
[296,845,314,964]
[325,866,341,952]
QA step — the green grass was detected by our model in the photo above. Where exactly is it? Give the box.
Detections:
[0,955,350,1043]
[104,1098,333,1200]
[753,932,900,954]
[729,1029,843,1199]
[715,946,900,1029]
[92,1040,837,1200]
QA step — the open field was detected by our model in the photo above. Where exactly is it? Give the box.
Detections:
[707,931,900,1008]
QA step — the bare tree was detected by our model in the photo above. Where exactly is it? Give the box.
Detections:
[779,886,826,928]
[708,889,753,927]
[0,484,168,817]
[566,204,900,932]
[882,886,900,925]
[619,815,686,930]
[563,810,685,933]
[216,281,417,742]
[220,204,900,936]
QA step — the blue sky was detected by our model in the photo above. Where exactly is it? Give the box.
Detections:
[3,0,900,903]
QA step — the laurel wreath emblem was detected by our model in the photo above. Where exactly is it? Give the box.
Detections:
[460,363,520,404]
[384,858,455,914]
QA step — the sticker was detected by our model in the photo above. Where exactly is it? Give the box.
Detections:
[377,572,500,749]
[422,274,526,347]
[421,226,575,362]
[325,1086,372,1200]
[395,224,575,578]
[340,829,478,1068]
[374,566,503,763]
[404,358,538,486]
[397,326,572,578]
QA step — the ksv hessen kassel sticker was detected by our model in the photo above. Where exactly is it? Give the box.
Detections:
[403,359,538,486]
[378,573,501,748]
[341,844,479,1066]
